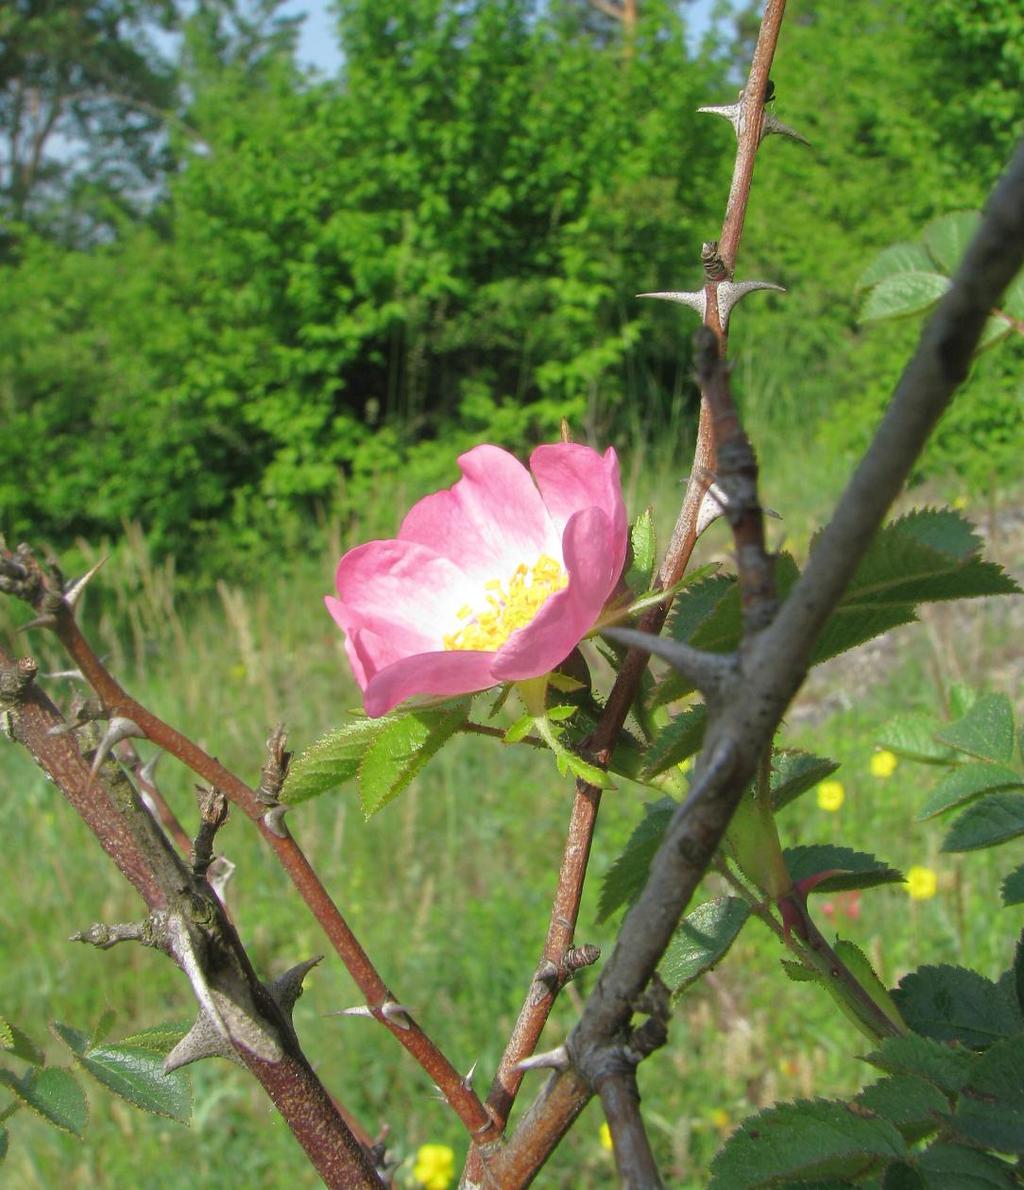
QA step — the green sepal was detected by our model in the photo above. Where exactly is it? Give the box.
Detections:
[625,507,656,592]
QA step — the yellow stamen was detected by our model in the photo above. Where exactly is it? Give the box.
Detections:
[443,555,568,651]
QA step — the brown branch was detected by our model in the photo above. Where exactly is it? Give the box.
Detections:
[3,591,495,1142]
[471,4,789,1173]
[0,643,383,1188]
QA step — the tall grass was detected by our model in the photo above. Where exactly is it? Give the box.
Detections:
[2,423,1021,1187]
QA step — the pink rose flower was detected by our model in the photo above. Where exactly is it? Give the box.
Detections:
[326,443,628,717]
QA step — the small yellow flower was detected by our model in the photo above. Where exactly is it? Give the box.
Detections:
[952,494,968,510]
[870,750,898,778]
[709,1107,732,1132]
[413,1143,455,1190]
[816,779,845,812]
[906,866,938,901]
[599,1121,613,1152]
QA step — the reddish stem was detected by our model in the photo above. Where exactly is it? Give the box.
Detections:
[51,610,497,1141]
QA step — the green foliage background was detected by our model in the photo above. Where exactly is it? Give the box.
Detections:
[1,0,1021,576]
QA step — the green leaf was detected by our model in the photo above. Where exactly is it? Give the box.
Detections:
[358,703,469,818]
[281,715,391,804]
[935,694,1015,764]
[1003,271,1024,321]
[115,1024,189,1056]
[977,313,1013,352]
[79,1046,190,1123]
[892,507,983,560]
[0,1123,7,1160]
[1002,865,1024,908]
[798,511,1016,674]
[503,713,533,744]
[914,1142,1019,1188]
[865,1033,975,1097]
[656,559,802,705]
[0,1067,87,1137]
[51,1022,90,1057]
[625,508,656,592]
[661,897,750,992]
[950,1036,1024,1154]
[597,798,675,922]
[855,1074,947,1143]
[860,271,949,323]
[942,793,1024,853]
[52,1022,191,1122]
[0,1018,44,1066]
[917,763,1024,819]
[923,211,980,275]
[641,704,707,778]
[708,1098,907,1187]
[893,965,1022,1049]
[784,845,904,893]
[878,714,956,764]
[1015,932,1024,1021]
[771,750,841,812]
[856,242,935,292]
[668,573,736,645]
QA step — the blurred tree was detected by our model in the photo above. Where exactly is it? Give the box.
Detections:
[0,0,180,242]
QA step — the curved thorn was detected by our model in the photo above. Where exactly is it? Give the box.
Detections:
[42,668,85,682]
[603,628,734,695]
[206,855,236,902]
[63,557,108,610]
[637,290,707,319]
[514,1044,570,1073]
[17,613,58,634]
[697,101,742,137]
[717,279,786,330]
[335,1005,375,1019]
[262,805,289,838]
[137,750,162,785]
[380,1001,413,1030]
[267,955,323,1023]
[695,482,729,538]
[764,112,810,146]
[89,716,146,777]
[462,1059,479,1090]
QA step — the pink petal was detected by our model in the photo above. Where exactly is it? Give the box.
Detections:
[530,444,627,545]
[398,445,560,581]
[491,504,624,681]
[362,650,499,718]
[332,539,473,657]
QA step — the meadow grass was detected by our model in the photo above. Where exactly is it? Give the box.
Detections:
[1,426,1021,1188]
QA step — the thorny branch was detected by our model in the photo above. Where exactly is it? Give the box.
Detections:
[0,640,384,1189]
[485,134,1024,1187]
[474,0,789,1178]
[0,558,496,1145]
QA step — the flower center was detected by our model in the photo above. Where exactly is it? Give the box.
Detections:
[443,555,568,652]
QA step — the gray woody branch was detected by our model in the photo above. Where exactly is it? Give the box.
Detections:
[492,137,1024,1187]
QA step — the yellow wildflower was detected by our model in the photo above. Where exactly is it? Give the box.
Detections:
[870,750,898,778]
[816,779,845,812]
[710,1107,732,1132]
[413,1143,455,1190]
[906,866,938,901]
[599,1121,613,1152]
